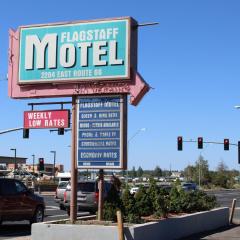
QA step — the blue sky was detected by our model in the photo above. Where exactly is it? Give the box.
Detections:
[1,0,240,171]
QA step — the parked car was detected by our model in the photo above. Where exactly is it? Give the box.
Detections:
[130,187,139,195]
[55,181,69,210]
[158,184,172,192]
[181,182,197,191]
[63,180,112,214]
[0,178,45,224]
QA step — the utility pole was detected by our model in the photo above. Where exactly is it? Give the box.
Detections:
[50,151,56,182]
[70,96,77,224]
[10,148,17,178]
[198,156,201,188]
[32,154,35,173]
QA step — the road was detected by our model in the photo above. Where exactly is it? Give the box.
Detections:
[0,194,91,239]
[1,189,240,239]
[206,189,240,220]
[207,189,240,208]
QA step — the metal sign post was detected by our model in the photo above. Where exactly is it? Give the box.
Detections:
[98,169,104,221]
[70,96,77,223]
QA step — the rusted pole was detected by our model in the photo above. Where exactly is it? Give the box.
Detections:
[70,96,77,224]
[229,198,237,224]
[117,210,124,240]
[98,169,104,221]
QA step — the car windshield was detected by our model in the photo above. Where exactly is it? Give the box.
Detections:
[77,182,96,192]
[58,182,68,188]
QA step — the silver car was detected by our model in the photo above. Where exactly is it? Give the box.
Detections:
[55,181,69,210]
[63,180,112,214]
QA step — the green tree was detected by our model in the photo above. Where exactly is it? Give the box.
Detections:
[121,185,140,223]
[194,155,211,185]
[213,160,229,188]
[137,166,144,177]
[130,166,137,178]
[135,185,152,216]
[153,166,162,177]
[183,165,196,181]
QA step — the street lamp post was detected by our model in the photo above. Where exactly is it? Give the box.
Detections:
[198,154,201,188]
[127,128,146,182]
[10,148,16,178]
[198,143,212,189]
[32,154,35,173]
[50,151,56,182]
[128,128,146,143]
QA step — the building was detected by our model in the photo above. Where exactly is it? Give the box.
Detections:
[24,163,64,175]
[171,171,183,178]
[0,155,27,171]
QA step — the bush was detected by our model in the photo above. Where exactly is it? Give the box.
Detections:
[121,186,141,223]
[103,181,218,223]
[135,185,153,216]
[169,186,185,213]
[103,177,122,221]
[169,186,218,213]
[154,187,169,218]
[103,202,120,222]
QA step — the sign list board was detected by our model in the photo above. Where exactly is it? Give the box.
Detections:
[77,95,127,169]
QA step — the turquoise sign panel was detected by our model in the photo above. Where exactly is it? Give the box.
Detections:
[19,18,130,84]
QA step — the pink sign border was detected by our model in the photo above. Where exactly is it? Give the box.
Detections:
[8,18,150,106]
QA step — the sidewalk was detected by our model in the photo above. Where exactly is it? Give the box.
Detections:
[8,237,31,240]
[6,225,240,240]
[183,224,240,240]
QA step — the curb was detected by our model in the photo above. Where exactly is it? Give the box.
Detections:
[35,192,55,196]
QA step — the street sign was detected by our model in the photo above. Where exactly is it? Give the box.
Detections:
[77,95,127,169]
[18,18,131,84]
[24,110,70,129]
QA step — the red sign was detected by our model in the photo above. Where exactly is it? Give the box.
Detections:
[24,110,70,129]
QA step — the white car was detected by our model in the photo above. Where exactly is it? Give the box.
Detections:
[130,187,139,195]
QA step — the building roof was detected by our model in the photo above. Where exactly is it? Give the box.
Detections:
[0,156,27,164]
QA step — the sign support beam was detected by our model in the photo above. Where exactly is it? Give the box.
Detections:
[70,96,77,224]
[98,169,104,221]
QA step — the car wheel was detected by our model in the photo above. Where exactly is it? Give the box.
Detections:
[89,209,97,215]
[67,208,70,216]
[60,205,65,210]
[30,206,44,224]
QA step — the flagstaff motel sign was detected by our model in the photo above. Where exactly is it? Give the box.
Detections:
[18,18,130,84]
[8,16,151,170]
[8,17,149,105]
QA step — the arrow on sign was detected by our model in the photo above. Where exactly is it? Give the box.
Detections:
[129,72,150,106]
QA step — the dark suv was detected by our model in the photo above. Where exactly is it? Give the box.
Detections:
[0,178,45,224]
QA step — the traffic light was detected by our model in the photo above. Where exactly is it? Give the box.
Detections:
[198,137,203,149]
[39,158,44,171]
[224,139,229,151]
[177,136,183,151]
[23,128,29,138]
[58,128,64,135]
